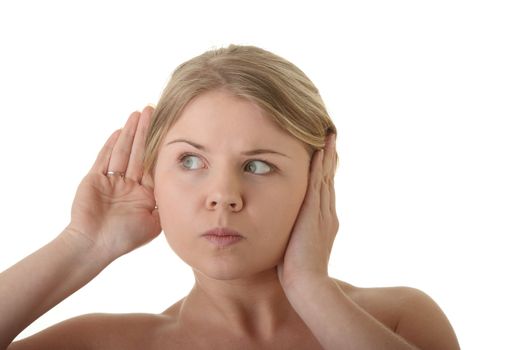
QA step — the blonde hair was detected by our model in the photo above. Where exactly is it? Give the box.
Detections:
[144,44,337,177]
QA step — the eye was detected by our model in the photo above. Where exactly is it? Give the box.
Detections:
[179,154,205,170]
[245,160,273,175]
[178,153,275,175]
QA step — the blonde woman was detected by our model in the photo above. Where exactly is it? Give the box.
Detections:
[1,45,459,349]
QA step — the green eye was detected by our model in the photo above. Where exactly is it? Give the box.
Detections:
[178,153,275,175]
[246,160,272,174]
[180,154,204,170]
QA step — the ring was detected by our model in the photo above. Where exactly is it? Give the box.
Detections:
[106,171,125,177]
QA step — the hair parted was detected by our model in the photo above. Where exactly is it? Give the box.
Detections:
[143,44,337,177]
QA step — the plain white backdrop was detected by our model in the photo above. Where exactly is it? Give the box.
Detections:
[0,1,523,348]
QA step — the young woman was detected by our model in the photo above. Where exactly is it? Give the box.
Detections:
[1,45,460,349]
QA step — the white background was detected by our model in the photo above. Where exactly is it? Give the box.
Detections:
[0,1,523,348]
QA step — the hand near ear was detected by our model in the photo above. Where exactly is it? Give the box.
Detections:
[277,133,338,289]
[67,106,161,261]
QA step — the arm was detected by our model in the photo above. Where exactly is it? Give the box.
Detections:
[0,106,161,349]
[278,133,459,349]
[283,277,416,349]
[283,277,459,350]
[0,230,111,348]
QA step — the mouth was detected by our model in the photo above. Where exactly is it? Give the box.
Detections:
[201,227,245,248]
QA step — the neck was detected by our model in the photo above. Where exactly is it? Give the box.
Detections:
[178,267,300,339]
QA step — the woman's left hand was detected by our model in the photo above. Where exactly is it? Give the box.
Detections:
[277,133,339,289]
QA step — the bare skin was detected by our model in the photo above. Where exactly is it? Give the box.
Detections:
[1,90,460,349]
[7,281,431,350]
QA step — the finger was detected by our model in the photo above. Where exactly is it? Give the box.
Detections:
[330,134,338,177]
[89,129,122,175]
[320,160,331,221]
[305,149,324,217]
[329,134,337,214]
[320,134,335,217]
[126,105,154,182]
[107,111,141,174]
[309,149,324,192]
[322,133,336,179]
[328,173,336,216]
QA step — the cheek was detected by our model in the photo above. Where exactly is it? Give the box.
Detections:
[254,182,307,238]
[155,173,195,207]
[154,177,197,240]
[157,192,197,265]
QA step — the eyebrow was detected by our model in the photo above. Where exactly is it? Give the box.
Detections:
[165,138,290,158]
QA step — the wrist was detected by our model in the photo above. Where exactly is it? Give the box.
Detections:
[282,272,333,296]
[59,226,116,267]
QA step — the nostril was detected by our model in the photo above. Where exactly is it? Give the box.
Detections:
[207,198,241,211]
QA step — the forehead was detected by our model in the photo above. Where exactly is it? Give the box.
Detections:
[165,89,298,147]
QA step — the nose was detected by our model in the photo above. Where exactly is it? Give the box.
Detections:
[205,173,244,212]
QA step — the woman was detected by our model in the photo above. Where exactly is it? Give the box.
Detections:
[0,45,460,349]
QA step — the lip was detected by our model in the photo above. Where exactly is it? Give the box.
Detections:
[202,227,244,237]
[201,227,245,248]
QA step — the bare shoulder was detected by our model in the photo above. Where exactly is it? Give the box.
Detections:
[331,278,412,331]
[8,312,170,350]
[333,278,430,312]
[332,278,460,350]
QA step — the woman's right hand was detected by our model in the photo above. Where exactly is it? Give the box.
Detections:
[65,106,162,261]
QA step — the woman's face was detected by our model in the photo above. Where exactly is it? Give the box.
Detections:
[154,89,311,280]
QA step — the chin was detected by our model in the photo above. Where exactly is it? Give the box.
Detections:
[165,234,286,281]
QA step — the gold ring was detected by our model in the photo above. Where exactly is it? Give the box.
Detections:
[106,171,125,177]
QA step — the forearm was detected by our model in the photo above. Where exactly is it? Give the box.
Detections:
[0,228,112,348]
[284,277,418,350]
